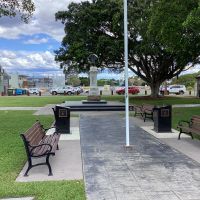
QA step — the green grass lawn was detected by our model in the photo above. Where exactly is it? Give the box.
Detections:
[173,107,200,139]
[0,111,86,200]
[0,96,86,107]
[172,107,200,130]
[0,95,125,107]
[129,96,200,105]
[0,95,199,107]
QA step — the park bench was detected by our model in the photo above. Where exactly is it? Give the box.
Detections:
[20,121,60,176]
[133,104,155,122]
[177,115,200,140]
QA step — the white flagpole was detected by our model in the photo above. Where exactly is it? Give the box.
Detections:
[124,0,130,146]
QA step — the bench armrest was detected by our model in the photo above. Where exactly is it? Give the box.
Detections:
[44,126,55,132]
[52,131,60,136]
[29,143,52,156]
[143,108,153,112]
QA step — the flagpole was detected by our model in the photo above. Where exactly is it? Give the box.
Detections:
[124,0,130,146]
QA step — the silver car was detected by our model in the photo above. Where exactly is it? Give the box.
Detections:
[50,86,75,95]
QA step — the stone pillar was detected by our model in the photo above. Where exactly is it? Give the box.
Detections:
[88,66,100,101]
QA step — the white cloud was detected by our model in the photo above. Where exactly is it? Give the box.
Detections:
[0,0,84,41]
[24,38,48,44]
[0,50,63,76]
[181,65,200,75]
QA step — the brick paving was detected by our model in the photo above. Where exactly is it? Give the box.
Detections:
[80,114,200,200]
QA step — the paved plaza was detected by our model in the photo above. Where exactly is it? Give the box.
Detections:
[80,113,200,200]
[9,105,200,200]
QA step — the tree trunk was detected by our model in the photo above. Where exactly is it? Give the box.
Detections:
[150,83,160,98]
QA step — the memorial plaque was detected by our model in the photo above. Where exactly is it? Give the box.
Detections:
[129,105,134,111]
[59,109,68,117]
[161,109,169,117]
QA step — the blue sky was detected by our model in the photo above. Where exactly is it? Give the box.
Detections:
[0,0,123,79]
[0,34,60,52]
[0,0,78,78]
[0,0,199,80]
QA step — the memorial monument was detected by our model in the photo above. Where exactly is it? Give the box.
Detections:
[82,54,106,103]
[88,66,101,101]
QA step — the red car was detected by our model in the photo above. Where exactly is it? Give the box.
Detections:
[116,86,140,95]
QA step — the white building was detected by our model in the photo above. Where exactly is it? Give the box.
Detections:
[52,75,65,88]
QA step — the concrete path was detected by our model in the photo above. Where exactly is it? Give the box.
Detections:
[132,116,200,164]
[0,107,41,110]
[162,137,200,164]
[80,113,200,200]
[173,104,200,108]
[33,104,55,115]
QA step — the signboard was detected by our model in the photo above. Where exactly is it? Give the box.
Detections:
[129,105,134,111]
[59,109,68,117]
[103,85,110,91]
[161,109,169,117]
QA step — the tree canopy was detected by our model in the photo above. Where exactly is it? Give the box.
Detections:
[0,0,35,23]
[171,72,200,88]
[55,0,200,97]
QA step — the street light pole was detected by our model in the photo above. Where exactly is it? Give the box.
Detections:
[124,0,130,147]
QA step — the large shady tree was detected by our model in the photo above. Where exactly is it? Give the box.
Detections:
[0,0,35,22]
[55,0,200,97]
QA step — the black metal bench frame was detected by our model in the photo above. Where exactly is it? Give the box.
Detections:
[20,121,60,176]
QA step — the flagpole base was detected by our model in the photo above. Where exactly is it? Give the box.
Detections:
[123,145,133,151]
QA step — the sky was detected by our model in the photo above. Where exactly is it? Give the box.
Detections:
[0,0,199,80]
[0,0,123,80]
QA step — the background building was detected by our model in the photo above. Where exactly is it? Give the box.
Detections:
[9,74,29,88]
[27,77,53,89]
[0,66,10,94]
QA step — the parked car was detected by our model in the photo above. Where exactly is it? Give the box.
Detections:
[116,86,140,95]
[160,85,186,95]
[73,86,83,95]
[50,86,75,95]
[28,88,40,95]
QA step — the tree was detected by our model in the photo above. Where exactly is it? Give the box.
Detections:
[55,0,200,97]
[129,76,145,86]
[79,77,89,86]
[67,75,81,86]
[171,73,200,88]
[0,0,35,23]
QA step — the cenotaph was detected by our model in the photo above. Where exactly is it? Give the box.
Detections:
[82,54,106,103]
[87,66,101,101]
